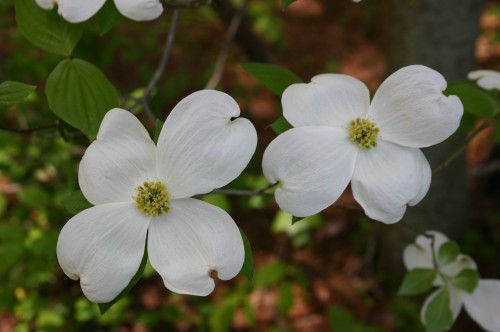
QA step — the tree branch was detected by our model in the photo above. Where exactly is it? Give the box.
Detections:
[130,9,181,125]
[205,0,249,89]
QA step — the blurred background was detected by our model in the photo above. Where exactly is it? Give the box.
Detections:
[1,0,500,331]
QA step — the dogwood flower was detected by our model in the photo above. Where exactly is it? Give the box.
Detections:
[57,90,257,303]
[468,70,500,90]
[262,65,463,223]
[404,231,500,331]
[35,0,163,23]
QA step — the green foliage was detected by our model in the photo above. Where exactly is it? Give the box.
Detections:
[424,287,453,332]
[87,1,126,36]
[272,211,323,247]
[328,305,385,332]
[239,228,254,280]
[444,81,498,117]
[14,0,83,56]
[399,268,437,295]
[437,241,460,267]
[46,58,120,140]
[450,269,480,293]
[209,294,240,332]
[277,282,294,314]
[269,115,294,134]
[61,190,93,215]
[98,247,149,314]
[254,261,288,288]
[281,0,296,10]
[0,81,36,109]
[241,63,303,95]
[154,119,164,144]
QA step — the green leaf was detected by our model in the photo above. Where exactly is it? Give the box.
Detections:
[398,268,436,295]
[269,115,293,134]
[98,246,148,314]
[291,215,304,225]
[46,59,120,140]
[281,0,296,10]
[254,262,287,287]
[0,81,36,109]
[437,241,460,267]
[86,1,126,36]
[444,81,498,118]
[239,228,254,280]
[15,0,83,56]
[450,268,479,293]
[241,63,302,95]
[154,119,164,144]
[278,282,294,314]
[424,287,453,332]
[327,305,357,332]
[61,190,93,215]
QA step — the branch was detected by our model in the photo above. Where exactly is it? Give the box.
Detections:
[205,0,249,89]
[432,121,493,175]
[130,9,181,125]
[0,122,58,134]
[211,182,277,196]
[213,0,273,62]
[164,0,212,7]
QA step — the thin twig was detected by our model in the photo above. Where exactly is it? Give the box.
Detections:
[205,0,249,89]
[469,158,500,178]
[211,182,277,196]
[0,122,58,134]
[432,121,492,175]
[130,9,181,124]
[165,0,212,7]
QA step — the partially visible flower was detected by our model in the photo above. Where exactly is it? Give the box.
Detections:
[404,231,500,331]
[262,65,463,223]
[468,70,500,90]
[35,0,163,23]
[57,90,257,303]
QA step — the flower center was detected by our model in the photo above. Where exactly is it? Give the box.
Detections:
[348,117,380,150]
[134,180,170,216]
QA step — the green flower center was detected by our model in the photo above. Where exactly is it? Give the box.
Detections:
[348,117,380,150]
[134,180,170,216]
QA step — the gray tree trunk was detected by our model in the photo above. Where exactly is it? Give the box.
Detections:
[378,0,484,276]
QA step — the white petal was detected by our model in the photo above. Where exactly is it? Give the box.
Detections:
[403,231,450,271]
[147,198,244,296]
[463,279,500,331]
[468,70,500,90]
[56,203,149,303]
[35,0,54,10]
[370,65,463,148]
[56,0,105,23]
[351,142,431,223]
[282,74,370,128]
[262,126,357,217]
[420,286,463,328]
[156,90,257,198]
[441,254,477,277]
[79,109,156,205]
[113,0,163,21]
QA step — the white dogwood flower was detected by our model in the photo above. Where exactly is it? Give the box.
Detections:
[57,90,257,303]
[468,70,500,90]
[404,231,500,331]
[262,65,463,223]
[35,0,163,23]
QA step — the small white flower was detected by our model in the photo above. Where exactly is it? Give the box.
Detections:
[35,0,163,23]
[404,231,500,331]
[57,90,257,303]
[262,65,463,223]
[468,70,500,90]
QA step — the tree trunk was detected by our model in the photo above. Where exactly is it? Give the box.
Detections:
[378,0,484,276]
